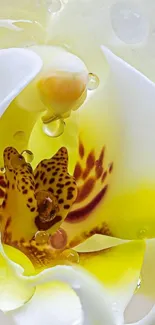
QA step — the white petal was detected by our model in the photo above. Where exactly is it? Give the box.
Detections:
[127,305,155,325]
[0,310,14,325]
[25,265,124,325]
[0,48,42,116]
[125,294,154,324]
[101,45,155,186]
[125,239,155,325]
[9,282,83,325]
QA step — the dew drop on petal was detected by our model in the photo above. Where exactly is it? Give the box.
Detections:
[35,231,49,245]
[135,276,142,293]
[43,119,65,138]
[137,228,147,239]
[13,131,26,144]
[87,73,100,90]
[50,228,67,249]
[61,249,80,264]
[0,167,6,173]
[47,0,62,13]
[110,2,149,44]
[36,190,59,223]
[21,150,34,163]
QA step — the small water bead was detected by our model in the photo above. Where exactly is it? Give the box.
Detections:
[137,228,147,239]
[87,73,100,90]
[47,0,62,13]
[137,277,141,289]
[61,249,80,264]
[13,131,26,144]
[50,228,67,249]
[135,276,142,293]
[21,150,34,163]
[0,167,6,174]
[110,2,149,44]
[36,190,59,223]
[35,231,49,245]
[43,118,65,138]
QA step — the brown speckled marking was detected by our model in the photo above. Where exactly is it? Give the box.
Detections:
[34,147,77,231]
[68,221,112,248]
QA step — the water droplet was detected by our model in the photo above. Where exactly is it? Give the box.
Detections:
[13,131,26,144]
[47,0,62,13]
[21,150,34,163]
[36,190,59,223]
[11,154,25,168]
[35,231,49,245]
[50,228,67,249]
[0,167,6,174]
[43,118,65,138]
[135,276,142,293]
[110,2,149,44]
[61,249,80,264]
[137,228,147,239]
[87,73,100,90]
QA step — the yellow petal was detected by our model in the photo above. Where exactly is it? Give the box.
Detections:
[0,240,35,312]
[79,240,145,312]
[61,85,117,246]
[74,234,127,253]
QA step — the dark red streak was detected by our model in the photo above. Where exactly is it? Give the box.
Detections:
[79,142,85,159]
[66,185,108,223]
[76,178,95,203]
[35,215,62,231]
[73,162,82,180]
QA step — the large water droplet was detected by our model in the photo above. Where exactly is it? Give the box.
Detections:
[50,228,67,249]
[43,119,65,138]
[21,150,34,163]
[61,249,80,264]
[47,0,62,13]
[36,190,59,223]
[137,228,147,239]
[87,73,100,90]
[111,2,149,44]
[35,231,49,245]
[13,131,26,144]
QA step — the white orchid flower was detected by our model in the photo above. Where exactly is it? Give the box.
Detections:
[0,1,155,325]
